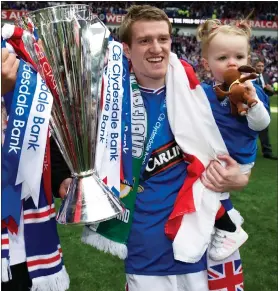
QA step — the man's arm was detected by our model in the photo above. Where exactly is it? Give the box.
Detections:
[201,154,250,192]
[264,74,274,96]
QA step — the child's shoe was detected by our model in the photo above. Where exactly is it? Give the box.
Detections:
[209,226,248,261]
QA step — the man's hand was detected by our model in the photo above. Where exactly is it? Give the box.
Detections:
[59,178,72,199]
[201,154,250,192]
[264,84,274,93]
[1,48,19,95]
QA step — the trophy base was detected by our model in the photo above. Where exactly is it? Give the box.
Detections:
[56,171,125,225]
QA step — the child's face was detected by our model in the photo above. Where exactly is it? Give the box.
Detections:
[203,32,249,83]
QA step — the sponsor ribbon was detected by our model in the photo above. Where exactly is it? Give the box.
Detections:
[106,41,123,195]
[95,41,124,196]
[121,55,132,187]
[2,60,36,232]
[95,47,113,183]
[15,75,53,207]
[2,24,55,206]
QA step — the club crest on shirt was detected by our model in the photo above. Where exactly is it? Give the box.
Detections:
[142,140,184,180]
[120,179,133,198]
[220,97,229,107]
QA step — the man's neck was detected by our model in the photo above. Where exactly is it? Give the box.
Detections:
[135,72,165,90]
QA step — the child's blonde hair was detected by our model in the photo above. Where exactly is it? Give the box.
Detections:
[197,19,252,58]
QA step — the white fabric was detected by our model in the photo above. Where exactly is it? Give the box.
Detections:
[173,189,220,263]
[8,211,26,266]
[239,162,254,174]
[227,208,244,226]
[166,53,228,263]
[126,271,209,291]
[31,266,69,291]
[15,72,53,207]
[1,258,11,282]
[95,41,123,195]
[246,98,270,131]
[1,24,15,40]
[82,226,128,259]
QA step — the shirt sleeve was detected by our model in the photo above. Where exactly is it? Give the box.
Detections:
[246,85,271,132]
[50,137,71,198]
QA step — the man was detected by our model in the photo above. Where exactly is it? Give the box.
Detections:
[1,48,70,291]
[55,6,251,291]
[254,59,277,160]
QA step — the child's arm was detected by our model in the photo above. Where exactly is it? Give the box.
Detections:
[243,81,270,131]
[247,100,270,131]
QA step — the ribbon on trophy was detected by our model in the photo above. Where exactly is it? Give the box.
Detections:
[2,23,70,206]
[2,24,53,232]
[2,60,52,232]
[83,52,148,256]
[95,41,125,197]
[15,73,53,205]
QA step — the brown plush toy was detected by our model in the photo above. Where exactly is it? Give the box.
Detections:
[214,66,258,116]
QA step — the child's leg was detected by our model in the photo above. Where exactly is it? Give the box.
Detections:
[209,203,248,261]
[215,204,236,232]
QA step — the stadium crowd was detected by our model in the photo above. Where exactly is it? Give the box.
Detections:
[2,1,278,21]
[2,1,278,86]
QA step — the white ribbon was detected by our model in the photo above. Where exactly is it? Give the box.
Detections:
[95,41,123,196]
[16,74,53,207]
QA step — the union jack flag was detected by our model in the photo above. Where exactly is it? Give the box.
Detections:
[208,259,244,291]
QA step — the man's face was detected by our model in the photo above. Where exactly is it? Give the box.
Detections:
[255,62,265,74]
[124,20,171,88]
[203,32,249,84]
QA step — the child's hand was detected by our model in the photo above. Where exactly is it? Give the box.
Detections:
[240,75,256,99]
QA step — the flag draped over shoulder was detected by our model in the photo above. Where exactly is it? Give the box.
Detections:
[165,53,229,263]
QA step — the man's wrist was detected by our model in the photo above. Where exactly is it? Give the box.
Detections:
[232,173,249,191]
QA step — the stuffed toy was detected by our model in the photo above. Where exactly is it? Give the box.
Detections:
[214,66,258,115]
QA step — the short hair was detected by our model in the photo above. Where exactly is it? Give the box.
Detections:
[253,58,265,66]
[197,19,252,58]
[118,5,172,46]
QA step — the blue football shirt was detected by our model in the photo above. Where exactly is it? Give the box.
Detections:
[201,83,270,164]
[125,86,207,275]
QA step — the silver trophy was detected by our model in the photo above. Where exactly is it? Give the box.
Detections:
[16,5,124,224]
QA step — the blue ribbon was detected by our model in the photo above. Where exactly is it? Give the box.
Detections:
[2,60,37,225]
[121,55,133,186]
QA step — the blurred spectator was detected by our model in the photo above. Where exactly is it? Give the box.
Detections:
[2,1,278,21]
